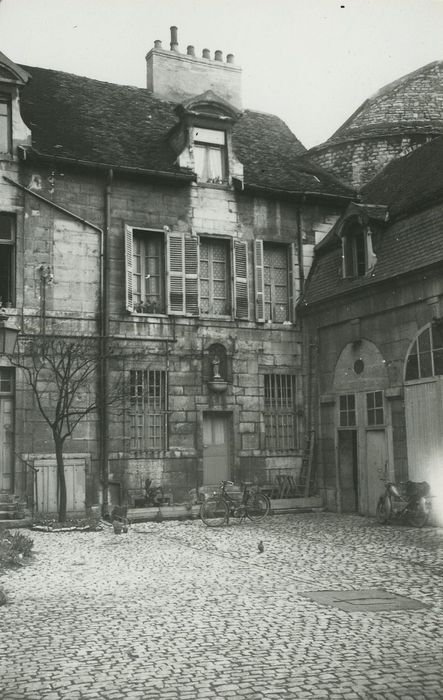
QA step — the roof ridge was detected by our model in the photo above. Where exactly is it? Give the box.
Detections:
[20,63,145,93]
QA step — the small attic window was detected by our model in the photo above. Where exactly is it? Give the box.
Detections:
[192,127,227,184]
[343,222,366,277]
[341,219,377,279]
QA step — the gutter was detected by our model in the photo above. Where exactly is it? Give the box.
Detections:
[298,257,443,315]
[18,147,196,184]
[296,204,305,296]
[3,175,103,233]
[240,181,355,204]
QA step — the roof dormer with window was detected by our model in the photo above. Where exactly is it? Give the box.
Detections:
[338,204,388,279]
[0,51,31,159]
[171,91,244,187]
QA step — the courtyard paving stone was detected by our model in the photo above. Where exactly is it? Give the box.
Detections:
[0,513,442,699]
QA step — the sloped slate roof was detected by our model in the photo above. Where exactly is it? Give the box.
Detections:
[303,205,443,306]
[308,61,443,153]
[302,138,443,306]
[18,64,353,198]
[361,135,443,217]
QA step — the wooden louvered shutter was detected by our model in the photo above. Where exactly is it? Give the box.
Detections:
[254,240,265,322]
[288,242,299,323]
[184,237,199,315]
[125,225,134,312]
[167,232,185,314]
[233,240,249,320]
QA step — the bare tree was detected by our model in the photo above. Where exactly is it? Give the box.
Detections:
[10,336,120,522]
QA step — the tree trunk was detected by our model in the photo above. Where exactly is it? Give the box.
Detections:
[54,432,67,522]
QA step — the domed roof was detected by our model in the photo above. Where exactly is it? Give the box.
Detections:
[311,61,443,151]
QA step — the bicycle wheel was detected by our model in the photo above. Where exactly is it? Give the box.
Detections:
[408,504,429,528]
[200,498,229,527]
[246,493,270,522]
[376,496,390,524]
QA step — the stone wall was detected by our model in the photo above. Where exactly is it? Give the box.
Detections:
[6,161,344,508]
[308,134,435,190]
[302,264,443,510]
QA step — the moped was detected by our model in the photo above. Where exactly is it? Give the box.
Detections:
[376,479,431,528]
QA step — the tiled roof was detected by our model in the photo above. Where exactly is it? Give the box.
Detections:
[308,61,443,153]
[361,135,443,217]
[18,65,353,198]
[302,138,443,306]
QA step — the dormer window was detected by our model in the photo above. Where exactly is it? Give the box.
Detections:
[192,127,227,184]
[172,91,243,188]
[0,95,11,154]
[341,219,377,279]
[343,222,366,277]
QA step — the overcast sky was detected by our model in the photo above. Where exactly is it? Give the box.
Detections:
[0,0,442,148]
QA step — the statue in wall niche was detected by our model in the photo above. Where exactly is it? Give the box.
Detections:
[211,355,222,380]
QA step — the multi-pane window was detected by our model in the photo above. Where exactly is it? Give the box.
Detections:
[200,237,231,315]
[0,213,15,307]
[405,323,443,380]
[132,230,165,313]
[263,243,290,322]
[264,374,297,450]
[366,391,384,426]
[0,368,14,394]
[130,370,167,450]
[193,127,227,184]
[0,95,11,154]
[339,394,356,427]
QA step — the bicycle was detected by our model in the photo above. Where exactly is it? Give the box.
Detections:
[376,478,431,528]
[200,480,270,527]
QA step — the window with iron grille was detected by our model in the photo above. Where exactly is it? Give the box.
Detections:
[366,390,384,426]
[264,374,297,450]
[339,394,356,427]
[200,237,231,315]
[0,213,15,307]
[130,370,167,450]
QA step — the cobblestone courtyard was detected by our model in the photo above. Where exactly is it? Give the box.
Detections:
[1,512,443,700]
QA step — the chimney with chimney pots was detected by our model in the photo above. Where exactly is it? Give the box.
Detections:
[146,26,242,109]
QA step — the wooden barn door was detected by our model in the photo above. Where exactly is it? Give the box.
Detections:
[405,378,443,481]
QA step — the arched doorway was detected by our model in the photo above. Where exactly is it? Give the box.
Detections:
[333,339,392,515]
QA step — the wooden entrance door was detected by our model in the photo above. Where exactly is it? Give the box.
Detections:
[0,397,14,492]
[338,430,358,512]
[366,429,387,516]
[203,413,231,486]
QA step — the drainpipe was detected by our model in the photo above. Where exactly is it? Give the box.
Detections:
[100,169,112,516]
[3,175,107,512]
[296,203,305,297]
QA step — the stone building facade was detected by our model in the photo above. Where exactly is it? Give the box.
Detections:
[299,137,443,518]
[0,31,352,515]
